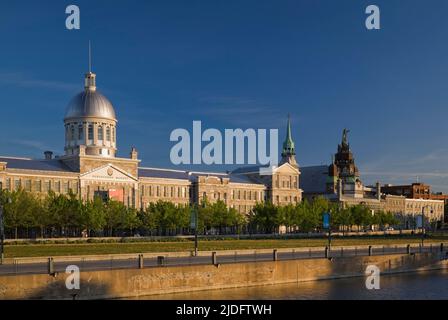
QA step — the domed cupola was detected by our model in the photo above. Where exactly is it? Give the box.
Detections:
[64,70,118,158]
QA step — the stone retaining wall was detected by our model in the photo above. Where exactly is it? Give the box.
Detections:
[0,252,446,300]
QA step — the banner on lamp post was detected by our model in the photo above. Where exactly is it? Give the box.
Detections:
[190,209,197,229]
[323,212,330,230]
[416,215,423,229]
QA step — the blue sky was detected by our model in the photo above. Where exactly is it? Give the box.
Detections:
[1,0,448,191]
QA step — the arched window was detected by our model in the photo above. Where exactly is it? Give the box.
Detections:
[106,127,111,141]
[98,126,103,140]
[88,124,93,140]
[70,125,75,140]
[78,125,83,140]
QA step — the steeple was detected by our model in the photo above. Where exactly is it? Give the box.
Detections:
[281,115,297,167]
[84,41,96,91]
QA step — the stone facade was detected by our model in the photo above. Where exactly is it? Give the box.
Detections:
[0,69,302,214]
[300,131,445,223]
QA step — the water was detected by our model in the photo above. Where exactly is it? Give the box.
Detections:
[140,269,448,300]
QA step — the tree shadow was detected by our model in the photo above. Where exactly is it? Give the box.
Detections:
[24,277,113,300]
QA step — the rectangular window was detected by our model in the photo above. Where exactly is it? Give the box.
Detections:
[98,126,104,140]
[5,178,10,190]
[55,181,61,193]
[35,180,42,192]
[70,182,78,194]
[44,181,51,192]
[14,179,21,190]
[25,180,31,192]
[63,182,69,194]
[78,125,84,140]
[88,124,93,140]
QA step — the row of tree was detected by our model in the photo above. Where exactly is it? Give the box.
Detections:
[0,189,246,238]
[248,197,400,234]
[0,189,400,239]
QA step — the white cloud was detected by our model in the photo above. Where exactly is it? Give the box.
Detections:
[0,72,78,91]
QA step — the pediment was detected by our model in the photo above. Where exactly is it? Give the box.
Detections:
[80,164,138,182]
[275,163,300,175]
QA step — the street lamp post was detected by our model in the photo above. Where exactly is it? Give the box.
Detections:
[323,211,331,251]
[0,203,4,265]
[191,207,199,257]
[421,205,433,247]
[328,211,332,250]
[194,208,198,257]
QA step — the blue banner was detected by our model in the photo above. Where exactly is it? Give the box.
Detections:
[416,215,423,228]
[190,209,197,229]
[323,212,330,229]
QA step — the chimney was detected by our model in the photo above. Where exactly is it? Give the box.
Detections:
[130,147,138,160]
[78,145,86,156]
[44,151,53,160]
[376,181,381,200]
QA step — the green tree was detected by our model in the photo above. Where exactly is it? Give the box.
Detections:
[2,189,40,238]
[249,202,280,233]
[81,196,106,236]
[351,205,372,231]
[104,200,127,236]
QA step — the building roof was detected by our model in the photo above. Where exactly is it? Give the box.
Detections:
[0,157,74,173]
[138,167,262,185]
[300,165,329,194]
[65,89,116,121]
[138,167,190,180]
[0,157,263,185]
[64,73,116,121]
[231,165,262,175]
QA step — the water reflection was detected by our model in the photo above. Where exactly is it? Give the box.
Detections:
[138,269,448,300]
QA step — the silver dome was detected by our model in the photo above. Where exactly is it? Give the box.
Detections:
[64,90,117,121]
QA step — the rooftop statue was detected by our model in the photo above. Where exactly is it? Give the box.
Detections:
[342,128,350,148]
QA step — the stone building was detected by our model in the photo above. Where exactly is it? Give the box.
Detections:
[0,68,302,214]
[300,130,445,224]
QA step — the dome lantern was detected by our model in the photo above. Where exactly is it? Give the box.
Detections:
[63,50,118,158]
[84,72,96,91]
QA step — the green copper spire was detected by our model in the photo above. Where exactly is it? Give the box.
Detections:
[282,114,295,156]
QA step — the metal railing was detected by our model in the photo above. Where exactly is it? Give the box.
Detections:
[1,243,447,276]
